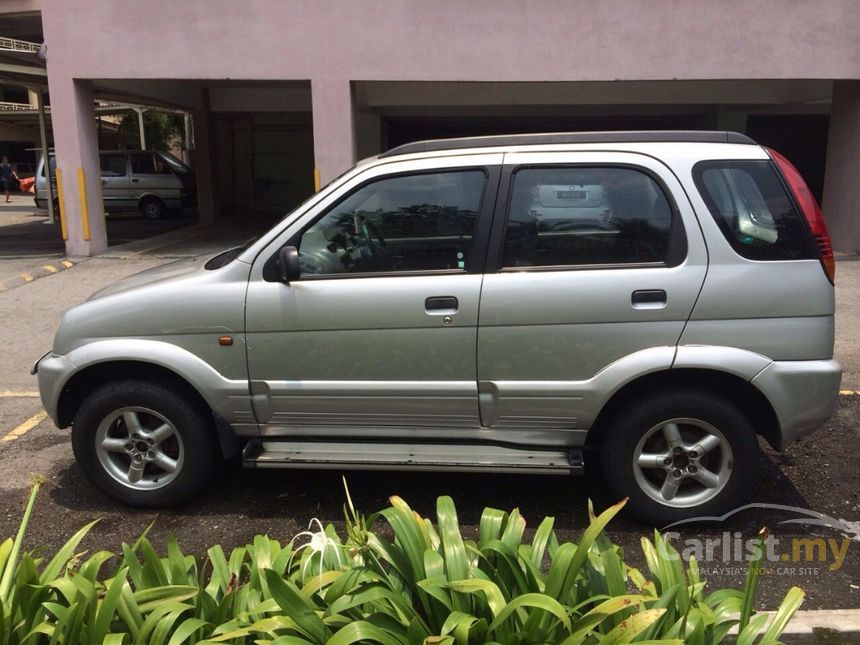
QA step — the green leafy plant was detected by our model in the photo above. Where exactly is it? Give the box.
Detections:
[0,480,803,643]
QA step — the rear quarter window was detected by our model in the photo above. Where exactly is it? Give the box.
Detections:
[693,160,815,261]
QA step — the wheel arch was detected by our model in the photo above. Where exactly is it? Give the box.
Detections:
[586,367,782,451]
[57,359,241,458]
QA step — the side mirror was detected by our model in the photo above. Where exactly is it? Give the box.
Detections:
[277,246,301,283]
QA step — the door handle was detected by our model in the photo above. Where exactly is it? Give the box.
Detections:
[425,296,458,314]
[131,178,140,183]
[631,289,667,309]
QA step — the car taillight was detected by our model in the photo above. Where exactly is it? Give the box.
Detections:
[766,147,835,284]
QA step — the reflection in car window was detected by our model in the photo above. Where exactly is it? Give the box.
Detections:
[100,155,127,177]
[297,170,486,275]
[693,160,814,261]
[131,153,171,175]
[502,167,674,267]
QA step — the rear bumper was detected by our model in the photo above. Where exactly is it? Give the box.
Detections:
[751,358,842,449]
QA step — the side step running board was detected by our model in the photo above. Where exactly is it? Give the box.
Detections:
[243,440,583,475]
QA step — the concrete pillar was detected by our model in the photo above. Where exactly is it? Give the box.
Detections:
[191,107,218,224]
[822,81,860,254]
[311,78,355,185]
[46,77,106,256]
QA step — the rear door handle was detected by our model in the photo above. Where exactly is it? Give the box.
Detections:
[425,296,458,314]
[631,289,667,309]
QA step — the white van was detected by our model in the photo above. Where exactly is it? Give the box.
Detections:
[35,150,196,219]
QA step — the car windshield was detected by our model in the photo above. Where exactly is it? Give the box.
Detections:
[157,152,192,174]
[40,155,57,177]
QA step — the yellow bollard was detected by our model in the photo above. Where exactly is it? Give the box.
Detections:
[76,168,91,241]
[55,168,68,241]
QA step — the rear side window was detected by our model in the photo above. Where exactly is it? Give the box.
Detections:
[693,160,814,261]
[501,166,678,268]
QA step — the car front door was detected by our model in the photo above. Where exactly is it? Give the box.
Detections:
[99,153,131,210]
[245,154,501,437]
[477,151,708,439]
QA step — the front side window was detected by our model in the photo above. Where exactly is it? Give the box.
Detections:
[693,160,814,261]
[100,155,127,177]
[131,153,171,175]
[296,170,486,276]
[501,166,675,267]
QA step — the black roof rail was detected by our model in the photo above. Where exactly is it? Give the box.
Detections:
[379,130,756,158]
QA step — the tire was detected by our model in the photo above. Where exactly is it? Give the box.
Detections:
[71,380,218,507]
[599,389,759,526]
[140,197,166,219]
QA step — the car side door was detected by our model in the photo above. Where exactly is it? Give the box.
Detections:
[99,153,131,210]
[477,151,707,439]
[245,154,502,437]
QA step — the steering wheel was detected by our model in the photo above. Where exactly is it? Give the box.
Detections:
[360,219,388,249]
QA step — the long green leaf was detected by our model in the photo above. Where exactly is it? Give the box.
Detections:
[0,480,41,600]
[487,592,571,634]
[92,568,129,643]
[759,586,804,644]
[327,620,406,645]
[739,527,768,630]
[263,568,330,642]
[168,617,210,645]
[598,608,666,645]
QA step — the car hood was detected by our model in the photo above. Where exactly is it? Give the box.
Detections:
[87,256,208,301]
[54,255,252,355]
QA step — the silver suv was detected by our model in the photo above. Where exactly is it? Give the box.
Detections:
[34,131,841,524]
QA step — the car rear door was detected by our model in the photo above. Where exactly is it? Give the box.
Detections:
[477,150,707,437]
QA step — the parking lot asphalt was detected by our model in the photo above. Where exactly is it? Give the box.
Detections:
[0,220,858,611]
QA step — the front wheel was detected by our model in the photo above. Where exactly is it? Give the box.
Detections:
[140,197,166,219]
[600,389,759,526]
[72,380,218,507]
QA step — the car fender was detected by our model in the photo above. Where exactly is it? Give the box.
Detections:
[39,338,252,427]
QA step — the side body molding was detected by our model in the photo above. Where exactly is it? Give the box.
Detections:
[478,346,678,434]
[38,338,256,434]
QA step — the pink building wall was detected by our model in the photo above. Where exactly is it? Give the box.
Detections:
[40,0,860,82]
[15,0,860,254]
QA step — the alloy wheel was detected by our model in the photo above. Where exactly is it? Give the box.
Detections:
[632,417,733,509]
[94,406,184,491]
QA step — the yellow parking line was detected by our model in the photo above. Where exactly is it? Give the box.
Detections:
[840,390,860,396]
[60,260,74,268]
[42,265,58,273]
[0,391,40,398]
[20,273,34,282]
[1,411,47,443]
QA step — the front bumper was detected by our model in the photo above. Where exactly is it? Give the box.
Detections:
[34,352,77,427]
[751,358,842,449]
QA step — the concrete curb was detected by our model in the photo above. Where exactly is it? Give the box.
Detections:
[0,257,82,292]
[765,608,860,642]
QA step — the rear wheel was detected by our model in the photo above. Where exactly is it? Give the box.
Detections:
[600,389,759,526]
[140,197,166,219]
[72,380,217,506]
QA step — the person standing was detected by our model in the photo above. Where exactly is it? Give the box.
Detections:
[0,156,19,203]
